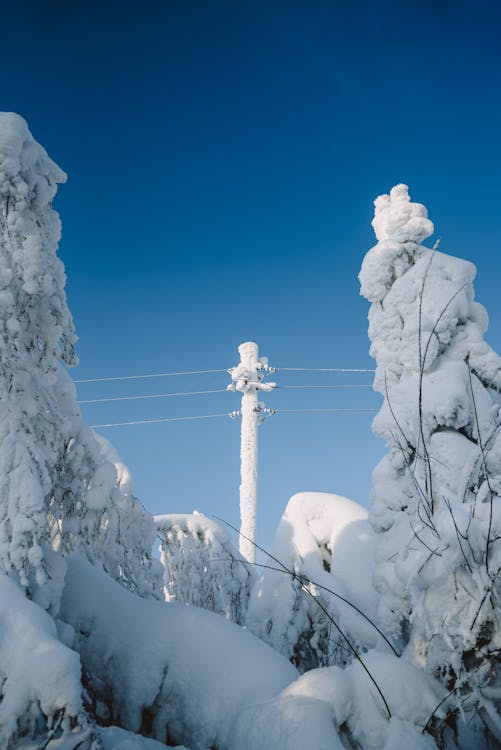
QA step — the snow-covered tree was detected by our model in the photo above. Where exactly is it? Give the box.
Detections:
[156,512,254,625]
[360,184,501,745]
[246,492,383,672]
[0,112,159,613]
[0,112,163,748]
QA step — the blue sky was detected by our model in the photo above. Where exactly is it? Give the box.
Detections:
[3,0,501,550]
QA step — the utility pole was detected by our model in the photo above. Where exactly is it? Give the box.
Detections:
[228,342,276,563]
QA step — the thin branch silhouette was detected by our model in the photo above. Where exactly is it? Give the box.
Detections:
[213,515,393,719]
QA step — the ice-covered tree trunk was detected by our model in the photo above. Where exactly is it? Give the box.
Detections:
[360,184,501,744]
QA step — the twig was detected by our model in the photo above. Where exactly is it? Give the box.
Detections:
[442,496,473,574]
[409,521,443,558]
[419,280,469,513]
[231,558,399,656]
[417,247,438,509]
[37,709,65,750]
[466,359,494,574]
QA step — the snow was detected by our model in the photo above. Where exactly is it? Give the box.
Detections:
[0,572,82,748]
[371,183,434,245]
[60,554,297,750]
[230,651,443,750]
[246,491,382,671]
[97,726,188,750]
[0,111,164,747]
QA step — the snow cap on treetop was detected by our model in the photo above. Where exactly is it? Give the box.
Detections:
[0,111,66,187]
[360,185,435,303]
[372,183,434,244]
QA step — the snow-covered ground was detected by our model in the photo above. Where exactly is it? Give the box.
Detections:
[60,555,298,749]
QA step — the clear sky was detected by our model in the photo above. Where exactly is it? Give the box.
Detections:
[3,0,501,550]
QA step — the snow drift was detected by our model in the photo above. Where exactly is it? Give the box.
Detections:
[60,554,298,750]
[246,491,382,671]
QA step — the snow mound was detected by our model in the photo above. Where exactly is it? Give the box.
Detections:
[246,492,382,671]
[229,651,443,750]
[60,555,297,750]
[98,726,188,750]
[0,572,82,748]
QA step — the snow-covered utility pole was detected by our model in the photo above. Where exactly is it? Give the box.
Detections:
[228,342,276,563]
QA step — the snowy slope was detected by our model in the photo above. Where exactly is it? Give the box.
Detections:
[60,555,298,750]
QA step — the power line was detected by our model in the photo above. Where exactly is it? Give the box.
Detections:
[79,388,229,404]
[78,383,376,405]
[74,366,375,384]
[91,413,231,428]
[277,367,375,373]
[275,408,377,414]
[91,407,378,428]
[280,384,373,390]
[74,368,228,384]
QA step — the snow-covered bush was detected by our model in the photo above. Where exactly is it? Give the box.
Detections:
[246,492,385,672]
[156,513,253,625]
[360,184,501,744]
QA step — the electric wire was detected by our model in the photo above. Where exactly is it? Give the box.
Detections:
[91,407,378,428]
[280,384,373,390]
[276,367,375,373]
[78,388,229,404]
[74,366,375,384]
[91,413,231,428]
[275,408,377,414]
[74,368,228,384]
[78,383,376,405]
